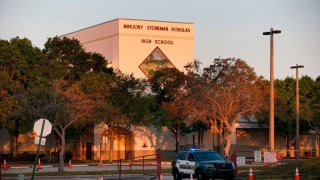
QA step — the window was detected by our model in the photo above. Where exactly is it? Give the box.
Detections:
[194,152,224,161]
[188,153,195,161]
[179,152,188,160]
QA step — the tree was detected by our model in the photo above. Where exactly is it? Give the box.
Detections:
[0,37,47,158]
[300,76,320,152]
[274,77,296,156]
[43,36,110,81]
[190,121,210,148]
[80,71,123,163]
[189,58,267,156]
[150,68,192,152]
[15,80,96,173]
[106,72,152,161]
[81,71,151,162]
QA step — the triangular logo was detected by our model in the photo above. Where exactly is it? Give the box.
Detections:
[139,47,175,79]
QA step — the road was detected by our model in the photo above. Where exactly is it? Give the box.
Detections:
[2,174,175,180]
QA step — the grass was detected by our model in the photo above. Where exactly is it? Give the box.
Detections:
[236,158,320,179]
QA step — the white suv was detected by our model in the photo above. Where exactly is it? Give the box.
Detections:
[171,149,235,180]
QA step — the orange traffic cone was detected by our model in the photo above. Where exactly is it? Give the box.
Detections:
[68,159,72,168]
[190,173,193,180]
[3,159,7,170]
[295,167,300,180]
[37,158,42,169]
[99,160,103,168]
[248,167,254,180]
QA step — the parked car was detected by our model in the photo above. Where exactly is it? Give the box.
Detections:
[172,149,235,180]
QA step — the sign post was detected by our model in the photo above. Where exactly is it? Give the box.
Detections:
[31,119,52,180]
[254,151,262,162]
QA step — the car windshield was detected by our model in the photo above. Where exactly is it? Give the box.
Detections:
[194,151,225,161]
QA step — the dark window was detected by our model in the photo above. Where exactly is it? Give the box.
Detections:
[188,153,196,161]
[179,152,188,160]
[194,152,224,161]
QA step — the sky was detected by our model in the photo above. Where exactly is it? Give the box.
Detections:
[1,0,319,80]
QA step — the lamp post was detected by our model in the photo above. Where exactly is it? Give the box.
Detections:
[290,64,304,162]
[263,28,281,151]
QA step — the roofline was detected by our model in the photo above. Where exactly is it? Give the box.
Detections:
[60,18,194,37]
[118,18,194,24]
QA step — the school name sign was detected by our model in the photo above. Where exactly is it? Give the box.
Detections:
[123,24,191,33]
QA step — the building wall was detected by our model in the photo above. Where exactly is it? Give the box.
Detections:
[0,128,56,158]
[130,126,176,160]
[63,19,120,68]
[64,18,194,78]
[118,19,194,78]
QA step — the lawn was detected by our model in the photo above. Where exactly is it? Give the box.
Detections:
[236,158,320,179]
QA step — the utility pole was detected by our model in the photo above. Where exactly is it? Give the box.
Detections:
[263,28,281,151]
[291,64,304,162]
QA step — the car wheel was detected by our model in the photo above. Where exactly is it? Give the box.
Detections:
[196,170,208,180]
[173,169,182,180]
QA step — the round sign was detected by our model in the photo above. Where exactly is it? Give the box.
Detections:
[33,119,52,137]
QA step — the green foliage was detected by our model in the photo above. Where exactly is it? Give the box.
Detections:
[43,36,111,81]
[0,37,47,141]
[107,73,151,126]
[274,77,296,136]
[150,68,191,151]
[151,68,187,104]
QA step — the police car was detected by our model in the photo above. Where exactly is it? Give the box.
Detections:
[171,149,235,180]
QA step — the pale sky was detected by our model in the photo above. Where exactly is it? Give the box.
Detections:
[1,0,319,80]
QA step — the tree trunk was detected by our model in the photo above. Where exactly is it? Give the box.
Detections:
[156,129,160,150]
[218,124,224,155]
[58,130,65,173]
[198,131,201,148]
[317,132,320,155]
[14,135,18,158]
[285,136,290,157]
[9,136,14,158]
[200,129,204,146]
[224,133,232,158]
[109,128,114,163]
[80,132,83,160]
[175,131,180,152]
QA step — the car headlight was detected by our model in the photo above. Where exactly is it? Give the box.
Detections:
[204,163,216,169]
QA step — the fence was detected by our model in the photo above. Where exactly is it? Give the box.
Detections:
[116,149,162,180]
[231,148,286,174]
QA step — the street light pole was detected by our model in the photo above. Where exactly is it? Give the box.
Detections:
[263,28,281,151]
[290,64,304,162]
